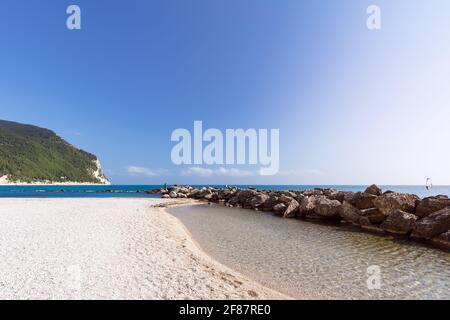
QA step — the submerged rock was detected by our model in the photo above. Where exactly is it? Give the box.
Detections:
[430,231,450,250]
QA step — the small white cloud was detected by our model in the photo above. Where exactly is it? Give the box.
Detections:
[277,169,325,177]
[181,167,214,177]
[181,167,255,177]
[73,131,82,136]
[125,166,167,177]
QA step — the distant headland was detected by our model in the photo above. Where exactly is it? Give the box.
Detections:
[0,119,110,185]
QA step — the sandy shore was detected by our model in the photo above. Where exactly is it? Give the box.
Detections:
[0,198,284,299]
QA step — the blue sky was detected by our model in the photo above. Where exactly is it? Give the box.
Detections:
[1,1,450,185]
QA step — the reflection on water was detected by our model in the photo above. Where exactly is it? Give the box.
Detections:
[169,204,450,299]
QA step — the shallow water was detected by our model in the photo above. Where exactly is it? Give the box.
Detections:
[169,204,450,299]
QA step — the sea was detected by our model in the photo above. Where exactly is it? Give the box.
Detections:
[0,185,449,198]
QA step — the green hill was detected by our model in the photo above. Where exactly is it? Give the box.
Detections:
[0,119,109,184]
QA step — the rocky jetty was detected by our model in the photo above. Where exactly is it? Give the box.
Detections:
[158,184,450,251]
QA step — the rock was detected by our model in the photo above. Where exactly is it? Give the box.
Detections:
[298,196,318,217]
[303,189,323,196]
[314,197,341,219]
[353,192,377,210]
[203,192,214,200]
[360,217,385,234]
[323,189,339,199]
[415,196,450,218]
[360,208,385,224]
[262,196,279,212]
[330,191,356,203]
[237,189,258,208]
[280,191,297,198]
[178,193,187,198]
[283,199,300,218]
[249,194,270,209]
[273,203,286,215]
[339,201,362,224]
[190,188,212,199]
[278,195,294,205]
[169,191,178,198]
[412,207,450,239]
[430,231,450,250]
[364,184,382,196]
[373,192,419,216]
[380,210,418,235]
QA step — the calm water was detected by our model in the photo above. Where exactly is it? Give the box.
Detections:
[0,185,449,198]
[0,185,160,198]
[169,204,450,299]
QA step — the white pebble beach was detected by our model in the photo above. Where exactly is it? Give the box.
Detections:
[0,198,284,300]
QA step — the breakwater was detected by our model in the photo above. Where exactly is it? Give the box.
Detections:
[161,185,450,251]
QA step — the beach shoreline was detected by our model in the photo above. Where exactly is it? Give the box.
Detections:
[0,198,285,299]
[168,202,450,299]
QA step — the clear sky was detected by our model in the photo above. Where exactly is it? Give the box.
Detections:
[1,1,450,185]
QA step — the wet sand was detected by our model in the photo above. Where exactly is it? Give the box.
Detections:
[168,203,450,299]
[0,198,284,299]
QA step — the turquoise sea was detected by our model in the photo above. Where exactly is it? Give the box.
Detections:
[0,185,449,198]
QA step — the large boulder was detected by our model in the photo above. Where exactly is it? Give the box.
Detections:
[273,203,286,215]
[353,192,377,210]
[323,189,339,199]
[249,193,270,209]
[237,190,259,208]
[169,191,178,198]
[314,197,341,219]
[412,207,450,239]
[339,201,362,224]
[283,199,300,218]
[373,192,419,216]
[360,208,385,224]
[303,189,323,196]
[262,196,280,212]
[217,189,234,200]
[190,188,212,199]
[298,195,320,217]
[331,191,356,204]
[360,217,385,234]
[415,196,450,218]
[380,210,418,235]
[278,194,294,205]
[364,184,382,196]
[227,195,240,206]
